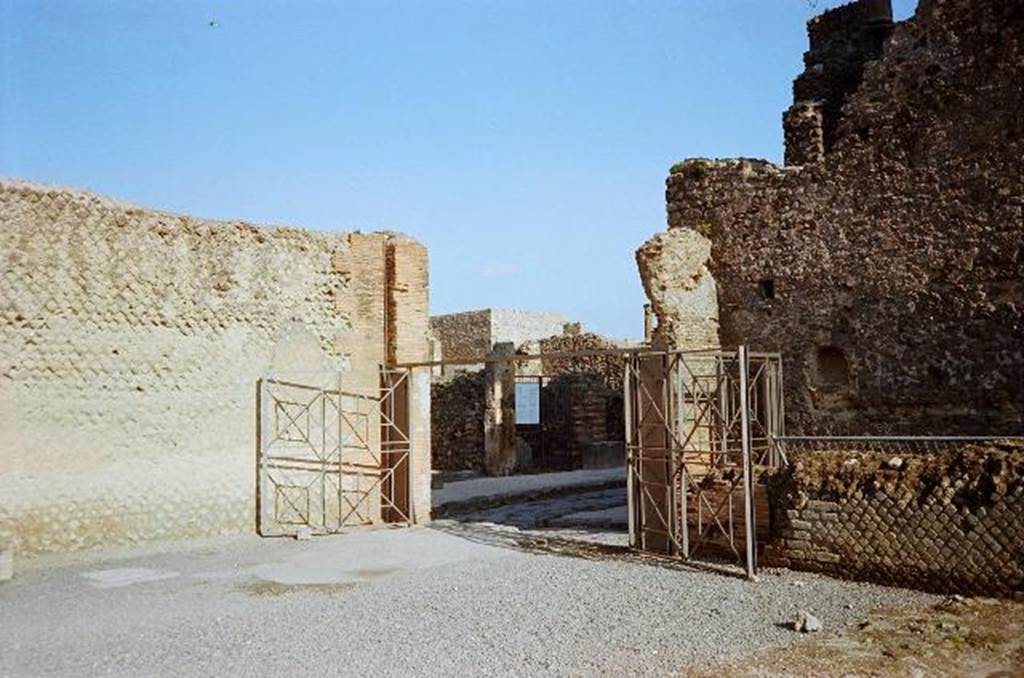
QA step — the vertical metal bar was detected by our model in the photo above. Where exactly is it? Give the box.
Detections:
[719,358,728,469]
[624,356,636,549]
[257,377,268,535]
[677,356,688,559]
[637,357,647,552]
[738,345,756,579]
[321,389,327,531]
[404,369,413,526]
[662,353,675,555]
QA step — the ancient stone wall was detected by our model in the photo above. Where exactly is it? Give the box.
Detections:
[539,374,617,470]
[430,371,486,471]
[429,310,492,364]
[490,309,567,350]
[0,180,432,555]
[786,0,894,160]
[640,0,1024,435]
[764,441,1024,598]
[428,308,568,368]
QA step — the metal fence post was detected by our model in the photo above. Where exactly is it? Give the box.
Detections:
[738,345,757,579]
[624,355,636,549]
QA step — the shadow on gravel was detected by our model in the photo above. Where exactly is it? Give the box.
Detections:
[429,520,750,582]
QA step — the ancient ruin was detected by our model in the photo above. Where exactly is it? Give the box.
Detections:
[1,0,1022,673]
[631,0,1023,595]
[638,0,1023,436]
[0,180,433,554]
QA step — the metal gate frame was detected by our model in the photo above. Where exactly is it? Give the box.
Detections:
[624,346,784,577]
[257,366,413,537]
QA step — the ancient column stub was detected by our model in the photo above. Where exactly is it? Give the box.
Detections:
[483,342,517,476]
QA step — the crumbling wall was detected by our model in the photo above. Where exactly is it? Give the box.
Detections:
[429,308,568,368]
[539,373,617,470]
[635,229,719,351]
[764,441,1024,597]
[429,310,492,364]
[640,0,1024,435]
[430,371,486,471]
[0,180,432,555]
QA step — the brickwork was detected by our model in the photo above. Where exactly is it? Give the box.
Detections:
[763,441,1024,597]
[0,179,431,555]
[640,0,1024,435]
[539,374,617,470]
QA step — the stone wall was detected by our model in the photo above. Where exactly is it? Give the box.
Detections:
[430,371,486,471]
[639,0,1024,435]
[517,333,627,470]
[429,308,567,367]
[429,310,492,364]
[490,309,567,350]
[763,441,1024,598]
[0,179,432,556]
[538,374,618,470]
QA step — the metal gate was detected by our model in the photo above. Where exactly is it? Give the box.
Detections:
[624,347,784,576]
[257,367,413,536]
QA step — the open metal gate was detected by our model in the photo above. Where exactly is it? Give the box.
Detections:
[624,347,784,576]
[257,367,413,536]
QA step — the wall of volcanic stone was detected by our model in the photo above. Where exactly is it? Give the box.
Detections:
[0,180,432,555]
[763,441,1024,598]
[643,0,1023,435]
[431,371,486,471]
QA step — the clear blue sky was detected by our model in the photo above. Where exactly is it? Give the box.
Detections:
[2,1,915,340]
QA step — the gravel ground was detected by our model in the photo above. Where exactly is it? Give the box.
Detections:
[1,522,936,677]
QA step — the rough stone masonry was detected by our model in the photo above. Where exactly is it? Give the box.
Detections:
[637,0,1023,435]
[0,180,433,556]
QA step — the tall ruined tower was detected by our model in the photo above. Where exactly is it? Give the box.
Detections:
[641,0,1023,435]
[784,0,895,165]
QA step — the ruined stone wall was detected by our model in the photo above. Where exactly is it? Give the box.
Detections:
[429,309,567,367]
[539,374,617,470]
[430,371,486,471]
[0,180,432,555]
[429,310,492,364]
[764,441,1024,598]
[641,0,1024,435]
[490,309,567,350]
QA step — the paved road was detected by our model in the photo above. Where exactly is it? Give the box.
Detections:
[456,487,627,530]
[1,523,935,677]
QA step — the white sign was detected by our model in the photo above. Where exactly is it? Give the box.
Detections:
[515,382,541,424]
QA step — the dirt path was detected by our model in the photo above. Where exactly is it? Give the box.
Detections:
[688,596,1024,677]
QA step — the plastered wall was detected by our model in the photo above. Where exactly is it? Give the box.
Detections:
[0,180,431,555]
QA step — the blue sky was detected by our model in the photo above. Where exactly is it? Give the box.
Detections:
[2,0,916,340]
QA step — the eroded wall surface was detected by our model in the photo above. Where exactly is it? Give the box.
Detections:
[639,0,1023,434]
[0,180,431,555]
[764,441,1024,598]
